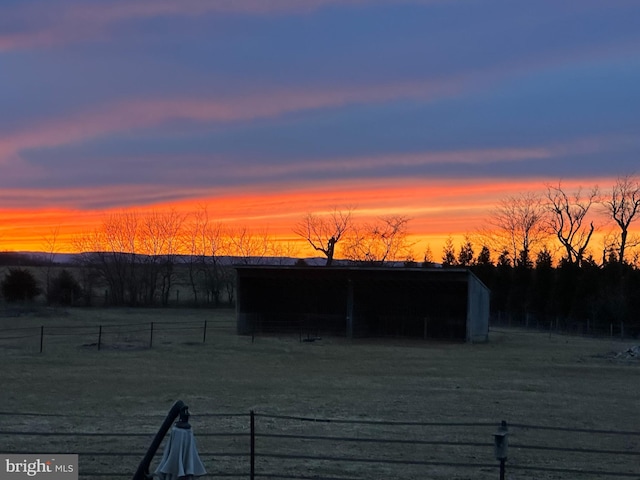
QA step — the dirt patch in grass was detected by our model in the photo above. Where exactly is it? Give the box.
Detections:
[0,309,639,479]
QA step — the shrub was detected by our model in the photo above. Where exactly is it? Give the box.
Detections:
[48,269,82,306]
[1,268,41,303]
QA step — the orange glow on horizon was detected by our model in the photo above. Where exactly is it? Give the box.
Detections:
[0,176,633,262]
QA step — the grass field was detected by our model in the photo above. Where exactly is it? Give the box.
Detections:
[1,307,639,479]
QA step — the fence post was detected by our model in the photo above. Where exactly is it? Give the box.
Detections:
[98,325,102,350]
[494,420,508,480]
[149,322,154,348]
[40,325,44,353]
[250,410,255,480]
[202,320,207,344]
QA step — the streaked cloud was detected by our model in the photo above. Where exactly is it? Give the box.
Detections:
[0,0,450,51]
[0,79,464,166]
[1,0,639,254]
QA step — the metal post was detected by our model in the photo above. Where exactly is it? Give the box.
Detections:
[98,325,102,350]
[250,410,255,480]
[202,320,207,344]
[494,420,508,480]
[149,322,154,348]
[40,325,44,353]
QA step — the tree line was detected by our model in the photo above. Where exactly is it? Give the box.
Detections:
[1,176,639,324]
[429,176,640,336]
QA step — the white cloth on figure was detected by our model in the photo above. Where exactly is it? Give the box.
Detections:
[154,426,207,480]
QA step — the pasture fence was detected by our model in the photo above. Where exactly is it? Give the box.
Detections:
[1,410,639,479]
[490,311,639,340]
[0,319,234,352]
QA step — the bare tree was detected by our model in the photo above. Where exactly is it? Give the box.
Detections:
[228,226,272,265]
[602,174,640,264]
[204,222,230,304]
[71,229,105,305]
[294,207,353,266]
[182,207,207,305]
[40,226,60,304]
[270,241,301,265]
[484,192,548,267]
[138,209,185,305]
[344,215,412,265]
[88,211,141,305]
[546,183,599,266]
[182,207,230,305]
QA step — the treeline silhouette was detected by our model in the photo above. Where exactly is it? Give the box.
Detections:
[466,258,640,337]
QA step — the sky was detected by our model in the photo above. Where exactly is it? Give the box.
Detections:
[1,0,640,258]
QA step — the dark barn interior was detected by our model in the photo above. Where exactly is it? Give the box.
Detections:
[235,266,489,342]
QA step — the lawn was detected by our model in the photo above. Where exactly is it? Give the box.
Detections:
[1,307,639,479]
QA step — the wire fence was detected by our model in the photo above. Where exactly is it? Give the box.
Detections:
[1,410,639,479]
[490,311,640,340]
[0,319,235,352]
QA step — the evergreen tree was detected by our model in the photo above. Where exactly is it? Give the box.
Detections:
[457,238,474,266]
[48,269,82,306]
[476,246,492,266]
[441,237,457,267]
[1,268,41,303]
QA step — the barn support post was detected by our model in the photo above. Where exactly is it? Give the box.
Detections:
[346,279,354,339]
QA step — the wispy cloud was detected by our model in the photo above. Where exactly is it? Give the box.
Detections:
[0,80,463,165]
[6,52,622,166]
[0,131,627,212]
[0,0,449,51]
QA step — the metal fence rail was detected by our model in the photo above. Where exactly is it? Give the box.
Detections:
[1,410,639,479]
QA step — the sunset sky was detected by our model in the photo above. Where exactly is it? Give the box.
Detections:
[1,0,639,259]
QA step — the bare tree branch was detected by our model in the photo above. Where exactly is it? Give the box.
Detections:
[293,207,353,266]
[602,174,640,263]
[546,182,599,266]
[344,215,412,265]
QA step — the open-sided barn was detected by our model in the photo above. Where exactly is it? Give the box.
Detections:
[235,266,489,342]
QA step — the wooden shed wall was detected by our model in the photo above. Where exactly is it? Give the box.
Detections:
[235,267,488,342]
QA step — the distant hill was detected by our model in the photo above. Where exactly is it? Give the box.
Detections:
[0,251,331,267]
